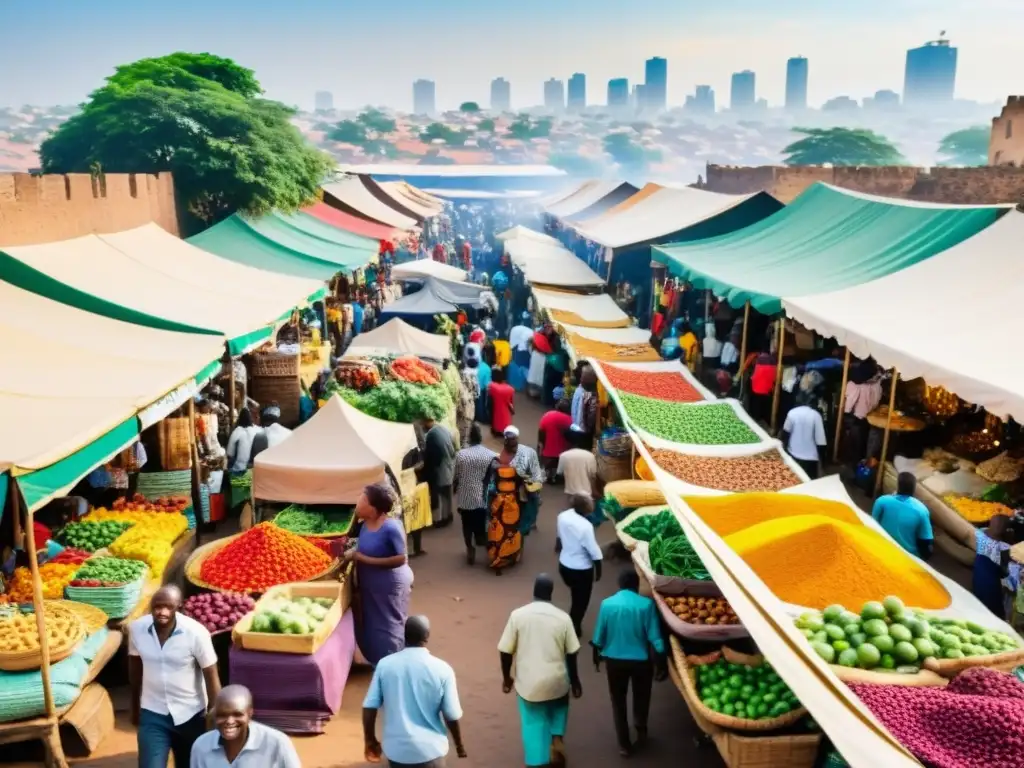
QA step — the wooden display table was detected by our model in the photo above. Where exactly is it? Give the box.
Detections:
[867,406,925,432]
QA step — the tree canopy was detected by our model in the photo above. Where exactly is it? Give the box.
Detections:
[506,116,552,141]
[459,102,481,113]
[603,132,653,170]
[937,126,989,166]
[420,122,469,146]
[39,52,333,227]
[781,127,906,166]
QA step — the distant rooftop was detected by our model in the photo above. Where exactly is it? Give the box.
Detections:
[336,164,566,178]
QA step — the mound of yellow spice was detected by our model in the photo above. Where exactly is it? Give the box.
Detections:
[724,514,951,611]
[684,493,862,538]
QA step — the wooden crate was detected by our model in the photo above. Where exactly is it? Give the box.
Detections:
[233,581,346,655]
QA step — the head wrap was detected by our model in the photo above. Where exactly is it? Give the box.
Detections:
[503,426,520,438]
[262,405,282,418]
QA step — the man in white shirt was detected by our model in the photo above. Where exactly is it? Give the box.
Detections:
[498,574,582,768]
[249,405,292,463]
[129,585,221,768]
[782,394,827,479]
[508,313,533,354]
[555,495,603,638]
[556,429,601,502]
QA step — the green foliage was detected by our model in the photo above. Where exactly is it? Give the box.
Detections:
[603,132,649,169]
[548,152,606,177]
[420,122,469,146]
[328,120,368,144]
[477,118,496,133]
[459,101,481,113]
[39,52,333,227]
[937,126,989,167]
[781,127,906,166]
[328,110,397,146]
[357,108,396,134]
[506,115,551,141]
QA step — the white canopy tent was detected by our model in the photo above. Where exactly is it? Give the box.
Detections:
[532,288,630,327]
[574,185,760,248]
[343,317,451,361]
[391,258,468,282]
[783,209,1024,422]
[504,239,605,289]
[253,395,417,505]
[322,177,418,230]
[544,179,627,219]
[495,225,562,246]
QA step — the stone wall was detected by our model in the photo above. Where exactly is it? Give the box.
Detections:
[702,163,1024,204]
[0,172,178,247]
[989,95,1024,167]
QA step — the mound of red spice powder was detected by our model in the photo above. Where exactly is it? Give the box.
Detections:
[602,363,705,403]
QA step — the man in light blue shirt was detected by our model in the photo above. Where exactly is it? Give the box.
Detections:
[871,472,934,560]
[591,569,667,757]
[363,616,466,767]
[190,685,300,768]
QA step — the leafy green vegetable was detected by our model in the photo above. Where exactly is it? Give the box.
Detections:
[324,380,451,422]
[623,508,683,542]
[648,533,710,580]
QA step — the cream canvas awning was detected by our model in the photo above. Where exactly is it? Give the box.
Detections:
[545,180,635,219]
[322,177,418,230]
[253,395,417,504]
[391,259,468,282]
[495,225,562,246]
[343,317,451,361]
[0,279,223,475]
[783,209,1024,422]
[380,181,444,217]
[504,238,605,288]
[532,288,630,327]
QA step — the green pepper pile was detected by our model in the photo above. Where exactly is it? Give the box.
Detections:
[618,394,759,446]
[697,657,801,720]
[59,521,134,552]
[623,508,683,542]
[649,533,710,580]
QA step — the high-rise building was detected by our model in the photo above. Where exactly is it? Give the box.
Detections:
[685,85,715,115]
[785,57,808,111]
[607,78,630,108]
[567,73,586,112]
[490,77,511,111]
[903,36,957,106]
[643,57,668,111]
[412,79,436,115]
[632,84,646,110]
[730,70,756,110]
[543,78,565,112]
[314,91,334,112]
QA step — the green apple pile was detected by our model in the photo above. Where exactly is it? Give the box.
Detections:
[795,595,1021,673]
[250,596,335,635]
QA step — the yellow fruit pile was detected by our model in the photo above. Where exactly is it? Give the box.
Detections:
[84,508,188,578]
[4,563,81,603]
[0,603,85,655]
[943,495,1014,524]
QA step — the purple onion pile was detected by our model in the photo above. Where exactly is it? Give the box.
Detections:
[183,592,256,634]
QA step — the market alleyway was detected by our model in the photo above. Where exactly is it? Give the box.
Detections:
[8,396,723,768]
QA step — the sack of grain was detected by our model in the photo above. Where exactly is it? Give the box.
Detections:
[604,480,665,508]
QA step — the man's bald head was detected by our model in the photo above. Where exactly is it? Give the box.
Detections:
[405,615,431,647]
[217,685,253,711]
[213,685,253,743]
[150,585,182,628]
[533,573,554,601]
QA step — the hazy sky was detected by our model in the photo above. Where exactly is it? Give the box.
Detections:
[2,0,1021,111]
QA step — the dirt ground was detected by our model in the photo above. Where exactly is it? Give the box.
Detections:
[4,394,723,768]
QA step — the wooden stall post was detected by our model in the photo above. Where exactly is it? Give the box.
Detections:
[832,349,852,463]
[738,301,751,398]
[226,350,237,424]
[17,489,69,768]
[770,318,785,434]
[874,368,900,496]
[187,399,202,543]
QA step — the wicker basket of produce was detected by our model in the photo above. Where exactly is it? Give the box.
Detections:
[184,524,341,595]
[334,362,381,392]
[632,533,712,592]
[669,637,809,731]
[389,356,441,385]
[47,600,109,634]
[65,558,149,620]
[654,582,748,642]
[0,603,87,671]
[251,351,300,378]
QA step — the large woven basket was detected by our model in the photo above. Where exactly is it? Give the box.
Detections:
[251,351,300,378]
[250,375,301,427]
[157,417,192,472]
[65,572,148,620]
[184,533,341,595]
[0,603,87,672]
[669,637,808,732]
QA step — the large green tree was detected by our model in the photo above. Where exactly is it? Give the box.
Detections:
[420,122,468,146]
[781,127,906,166]
[603,132,653,170]
[39,53,333,227]
[937,126,989,166]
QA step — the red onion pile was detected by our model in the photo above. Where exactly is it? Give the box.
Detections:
[183,592,256,634]
[850,668,1024,767]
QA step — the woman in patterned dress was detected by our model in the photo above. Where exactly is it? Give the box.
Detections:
[486,429,526,574]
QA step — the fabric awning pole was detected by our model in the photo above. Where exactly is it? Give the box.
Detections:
[187,399,202,545]
[226,348,237,428]
[875,369,900,496]
[770,318,785,433]
[738,301,751,399]
[18,486,69,767]
[833,349,852,463]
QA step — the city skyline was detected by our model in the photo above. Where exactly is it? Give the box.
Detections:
[1,0,1021,111]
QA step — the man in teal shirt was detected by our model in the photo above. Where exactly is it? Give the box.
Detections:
[591,569,666,757]
[871,472,934,560]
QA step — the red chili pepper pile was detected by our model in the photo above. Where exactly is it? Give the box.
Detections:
[602,364,705,403]
[200,522,332,593]
[49,548,91,566]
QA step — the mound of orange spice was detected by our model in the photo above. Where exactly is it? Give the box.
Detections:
[199,523,332,593]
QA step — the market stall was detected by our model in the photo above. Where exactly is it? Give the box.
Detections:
[504,237,605,290]
[543,179,639,222]
[343,317,452,362]
[532,287,631,329]
[391,258,469,283]
[322,177,419,231]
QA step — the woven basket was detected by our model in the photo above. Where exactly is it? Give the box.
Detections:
[669,637,808,731]
[47,600,108,634]
[712,728,821,768]
[65,572,148,620]
[922,647,1024,677]
[136,470,193,499]
[597,452,632,484]
[157,417,192,472]
[251,351,300,377]
[184,533,341,595]
[598,429,633,458]
[0,605,87,672]
[250,375,301,427]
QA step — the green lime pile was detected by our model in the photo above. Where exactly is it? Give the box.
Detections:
[796,595,1022,673]
[251,596,335,635]
[273,505,354,536]
[696,656,801,720]
[59,521,134,552]
[618,395,759,445]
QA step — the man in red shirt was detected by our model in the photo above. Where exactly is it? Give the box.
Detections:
[432,243,446,263]
[461,240,472,272]
[538,399,574,483]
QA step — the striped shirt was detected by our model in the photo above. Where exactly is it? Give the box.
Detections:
[454,444,497,510]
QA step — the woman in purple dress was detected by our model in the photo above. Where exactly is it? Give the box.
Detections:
[344,483,413,666]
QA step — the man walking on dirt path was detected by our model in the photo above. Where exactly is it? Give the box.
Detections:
[498,574,582,767]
